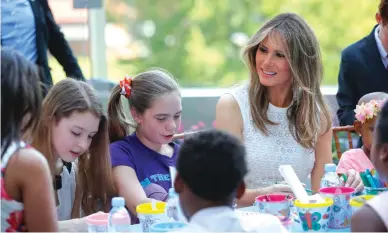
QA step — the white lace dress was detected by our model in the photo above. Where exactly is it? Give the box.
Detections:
[229,83,315,189]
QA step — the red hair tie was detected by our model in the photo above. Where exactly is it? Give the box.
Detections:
[119,75,132,98]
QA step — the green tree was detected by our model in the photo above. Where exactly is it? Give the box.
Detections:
[105,0,379,87]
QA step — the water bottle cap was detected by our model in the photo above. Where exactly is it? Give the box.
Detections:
[168,188,177,196]
[111,197,125,207]
[324,163,336,172]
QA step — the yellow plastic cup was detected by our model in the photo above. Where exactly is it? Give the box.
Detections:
[136,202,167,232]
[349,195,375,214]
[293,198,334,232]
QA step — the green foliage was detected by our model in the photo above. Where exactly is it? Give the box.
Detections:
[103,0,379,87]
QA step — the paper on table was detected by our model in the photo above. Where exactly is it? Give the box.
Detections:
[169,166,177,187]
[278,165,310,203]
[278,165,324,204]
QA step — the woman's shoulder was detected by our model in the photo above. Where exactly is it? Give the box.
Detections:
[226,82,249,96]
[218,83,249,109]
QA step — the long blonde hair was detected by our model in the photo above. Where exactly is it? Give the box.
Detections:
[31,79,116,215]
[243,13,331,149]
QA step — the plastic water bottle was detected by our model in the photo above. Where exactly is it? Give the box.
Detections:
[165,188,186,222]
[320,163,341,188]
[108,197,131,232]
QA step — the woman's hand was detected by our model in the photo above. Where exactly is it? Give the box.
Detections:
[262,183,294,194]
[262,181,306,195]
[343,169,364,193]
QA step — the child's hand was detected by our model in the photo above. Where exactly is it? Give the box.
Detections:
[344,169,364,193]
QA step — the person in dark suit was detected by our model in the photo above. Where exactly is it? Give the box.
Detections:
[1,0,84,94]
[336,0,388,127]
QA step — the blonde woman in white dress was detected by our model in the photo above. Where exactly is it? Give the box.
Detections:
[216,13,362,207]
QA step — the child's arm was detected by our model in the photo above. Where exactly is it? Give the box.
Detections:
[336,150,364,192]
[113,166,151,215]
[18,148,59,231]
[336,150,353,173]
[351,205,387,232]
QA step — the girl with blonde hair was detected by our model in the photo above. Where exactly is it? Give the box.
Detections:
[31,79,116,228]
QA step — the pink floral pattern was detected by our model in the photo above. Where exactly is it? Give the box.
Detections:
[1,175,26,231]
[1,145,27,232]
[5,211,26,232]
[354,98,387,123]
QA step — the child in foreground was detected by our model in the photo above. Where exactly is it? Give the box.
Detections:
[174,129,287,232]
[351,99,388,232]
[1,48,58,231]
[337,92,388,174]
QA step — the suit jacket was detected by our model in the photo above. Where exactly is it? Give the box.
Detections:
[29,0,85,93]
[336,25,388,126]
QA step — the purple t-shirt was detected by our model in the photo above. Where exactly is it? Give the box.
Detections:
[110,133,179,200]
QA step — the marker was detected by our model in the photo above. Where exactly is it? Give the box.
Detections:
[341,174,348,183]
[367,174,377,188]
[373,170,381,188]
[360,172,371,187]
[365,169,376,188]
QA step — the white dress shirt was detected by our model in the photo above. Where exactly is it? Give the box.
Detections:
[375,25,388,69]
[174,206,288,232]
